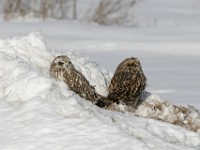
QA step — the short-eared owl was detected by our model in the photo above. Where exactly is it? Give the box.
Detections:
[107,57,147,108]
[50,55,111,106]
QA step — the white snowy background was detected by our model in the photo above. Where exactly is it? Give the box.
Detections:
[0,0,200,150]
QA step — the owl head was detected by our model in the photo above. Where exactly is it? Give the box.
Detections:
[115,57,142,73]
[50,55,74,80]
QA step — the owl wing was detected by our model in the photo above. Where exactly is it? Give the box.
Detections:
[63,69,99,102]
[108,71,146,103]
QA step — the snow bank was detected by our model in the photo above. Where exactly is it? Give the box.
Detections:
[0,31,110,104]
[0,33,200,150]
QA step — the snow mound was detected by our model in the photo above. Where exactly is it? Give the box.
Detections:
[0,31,110,103]
[0,32,112,121]
[0,32,200,150]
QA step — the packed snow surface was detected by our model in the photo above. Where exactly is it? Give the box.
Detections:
[0,32,200,150]
[0,0,200,149]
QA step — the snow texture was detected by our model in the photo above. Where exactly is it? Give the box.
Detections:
[0,32,200,150]
[0,0,200,149]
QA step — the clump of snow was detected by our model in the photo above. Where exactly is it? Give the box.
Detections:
[0,32,52,104]
[0,32,200,150]
[136,92,200,133]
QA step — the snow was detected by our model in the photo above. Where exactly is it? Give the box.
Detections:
[131,0,200,27]
[0,31,199,150]
[0,0,200,149]
[1,20,199,109]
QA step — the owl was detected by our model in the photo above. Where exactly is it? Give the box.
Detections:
[50,55,112,107]
[107,57,147,108]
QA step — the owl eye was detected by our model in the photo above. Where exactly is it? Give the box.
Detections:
[58,61,64,66]
[68,61,72,64]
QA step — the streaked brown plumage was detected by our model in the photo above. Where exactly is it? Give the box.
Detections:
[50,55,111,106]
[107,57,147,108]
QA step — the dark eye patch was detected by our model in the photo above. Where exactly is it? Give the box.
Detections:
[58,61,64,66]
